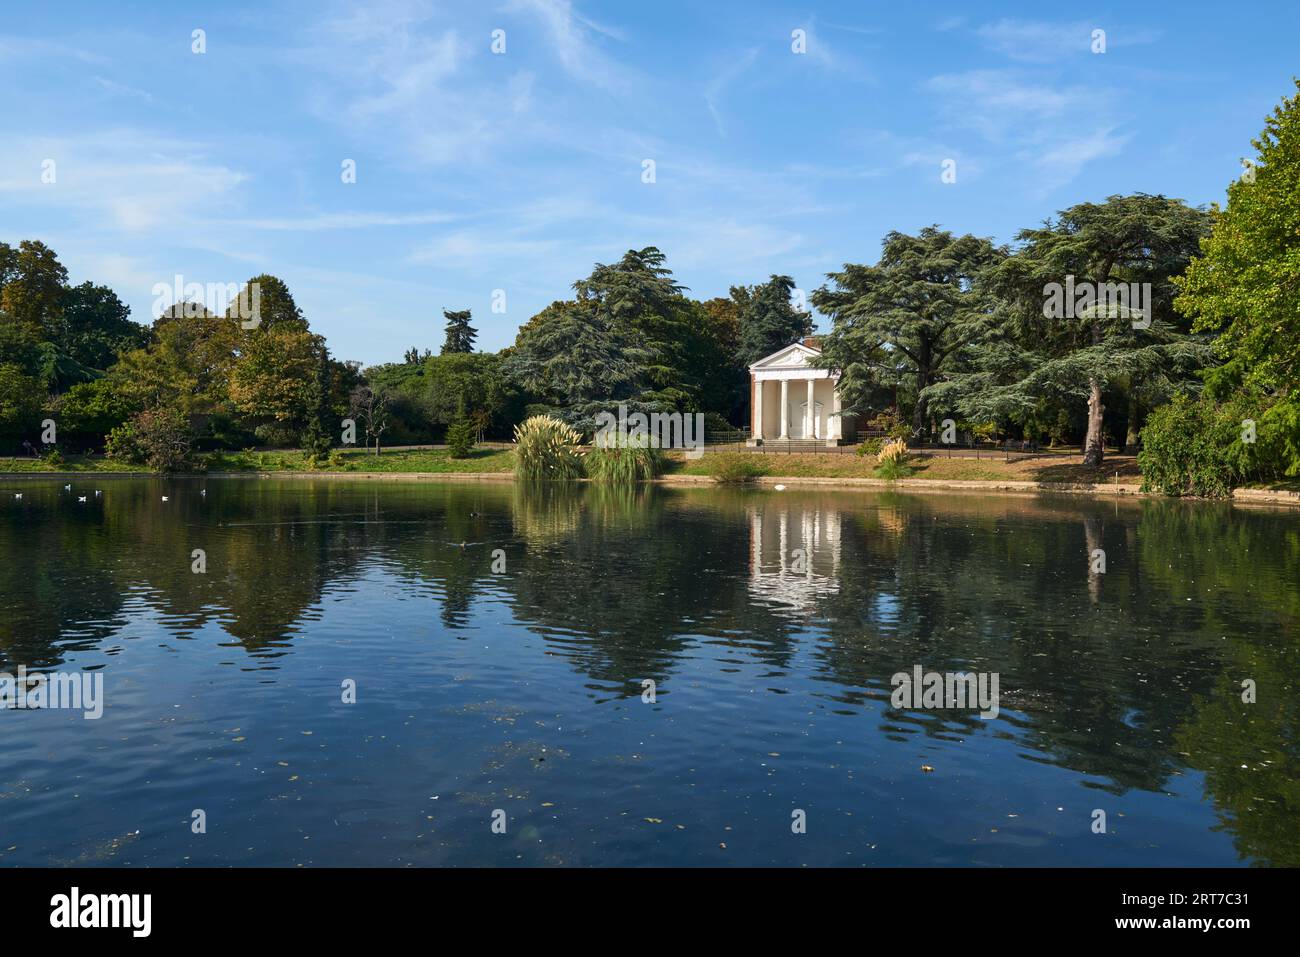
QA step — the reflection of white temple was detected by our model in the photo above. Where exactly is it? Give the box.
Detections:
[748,505,842,610]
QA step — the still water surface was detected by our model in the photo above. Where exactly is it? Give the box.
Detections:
[2,478,1297,866]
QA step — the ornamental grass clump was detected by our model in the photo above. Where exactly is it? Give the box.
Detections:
[874,437,913,480]
[585,434,665,484]
[513,415,584,481]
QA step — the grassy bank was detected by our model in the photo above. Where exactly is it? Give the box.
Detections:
[1,447,1138,483]
[667,450,1143,485]
[206,447,516,473]
[1,447,516,475]
[0,454,143,473]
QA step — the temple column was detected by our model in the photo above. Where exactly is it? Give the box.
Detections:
[806,379,815,439]
[754,378,764,439]
[830,385,841,441]
[779,379,789,439]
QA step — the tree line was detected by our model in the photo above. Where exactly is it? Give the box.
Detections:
[2,79,1296,493]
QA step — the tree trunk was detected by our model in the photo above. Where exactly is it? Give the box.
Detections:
[1083,377,1105,466]
[910,396,927,440]
[911,350,932,440]
[1082,318,1105,466]
[1124,392,1141,453]
[1079,251,1122,467]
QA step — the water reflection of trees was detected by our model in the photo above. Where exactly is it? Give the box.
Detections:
[4,479,1298,862]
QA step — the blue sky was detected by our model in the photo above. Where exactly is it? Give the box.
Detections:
[1,1,1296,365]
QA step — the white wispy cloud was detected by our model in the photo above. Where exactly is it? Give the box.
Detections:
[929,70,1082,141]
[0,132,247,231]
[0,34,109,64]
[926,70,1127,194]
[975,19,1161,63]
[507,0,630,90]
[91,76,153,102]
[296,4,498,166]
[704,48,760,136]
[230,211,460,231]
[1032,126,1131,193]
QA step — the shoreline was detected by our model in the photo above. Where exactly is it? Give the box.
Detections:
[4,468,1299,508]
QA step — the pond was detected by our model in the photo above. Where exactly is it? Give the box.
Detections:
[1,478,1297,866]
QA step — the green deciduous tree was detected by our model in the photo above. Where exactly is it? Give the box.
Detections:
[1173,79,1300,476]
[229,324,324,437]
[0,240,67,341]
[0,362,42,447]
[226,274,304,330]
[61,282,148,371]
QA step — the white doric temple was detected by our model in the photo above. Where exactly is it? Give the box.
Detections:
[747,338,853,446]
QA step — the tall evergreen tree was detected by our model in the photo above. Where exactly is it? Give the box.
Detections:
[300,344,336,460]
[441,308,477,354]
[973,195,1211,464]
[812,229,1004,437]
[503,297,653,432]
[737,275,812,367]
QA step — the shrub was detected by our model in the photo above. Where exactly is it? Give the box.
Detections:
[42,448,65,467]
[1137,391,1291,497]
[300,419,333,462]
[513,414,583,481]
[253,423,299,448]
[856,437,883,458]
[106,407,196,472]
[703,411,735,434]
[586,436,664,484]
[886,421,912,441]
[707,452,768,484]
[446,418,476,459]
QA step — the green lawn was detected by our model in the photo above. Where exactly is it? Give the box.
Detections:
[0,454,144,473]
[0,447,516,475]
[206,447,516,473]
[667,449,1143,484]
[0,445,1149,486]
